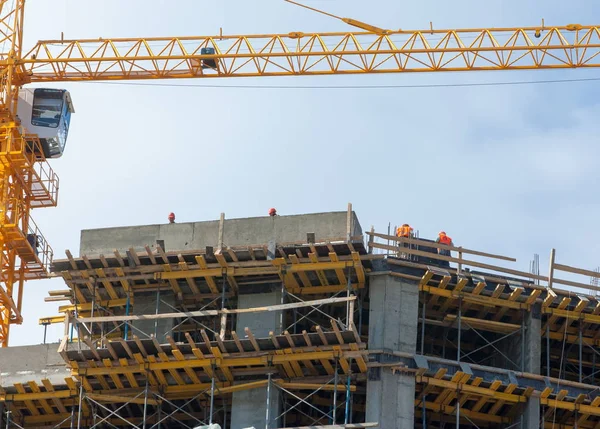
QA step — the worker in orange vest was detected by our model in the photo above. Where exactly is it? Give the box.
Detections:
[396,224,414,259]
[436,231,453,267]
[396,224,413,238]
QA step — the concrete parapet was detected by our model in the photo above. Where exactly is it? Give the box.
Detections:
[79,211,362,257]
[0,343,71,387]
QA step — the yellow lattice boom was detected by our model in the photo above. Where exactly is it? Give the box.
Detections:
[16,25,600,82]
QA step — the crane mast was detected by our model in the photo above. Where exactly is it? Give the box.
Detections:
[0,0,599,346]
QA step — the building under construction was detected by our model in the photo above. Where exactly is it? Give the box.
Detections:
[1,207,600,428]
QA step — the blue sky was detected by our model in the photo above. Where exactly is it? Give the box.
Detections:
[10,0,600,345]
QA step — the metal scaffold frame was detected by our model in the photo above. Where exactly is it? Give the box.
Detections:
[367,231,600,428]
[2,207,377,428]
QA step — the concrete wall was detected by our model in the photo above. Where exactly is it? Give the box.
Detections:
[0,343,71,387]
[79,211,362,257]
[130,292,176,343]
[366,274,419,428]
[236,290,283,338]
[230,383,280,429]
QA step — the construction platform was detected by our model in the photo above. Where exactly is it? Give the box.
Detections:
[1,206,600,428]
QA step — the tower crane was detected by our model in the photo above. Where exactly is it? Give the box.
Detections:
[0,0,599,346]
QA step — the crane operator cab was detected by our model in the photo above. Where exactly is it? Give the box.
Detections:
[17,88,74,159]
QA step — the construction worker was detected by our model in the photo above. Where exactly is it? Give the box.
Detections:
[396,224,414,259]
[436,231,453,267]
[396,224,413,238]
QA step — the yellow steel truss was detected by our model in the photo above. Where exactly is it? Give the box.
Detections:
[19,25,600,82]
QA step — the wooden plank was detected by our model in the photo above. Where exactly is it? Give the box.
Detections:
[548,248,556,289]
[160,264,183,296]
[352,252,366,288]
[75,296,356,323]
[14,383,40,416]
[302,330,313,347]
[147,354,168,385]
[346,202,353,241]
[94,268,119,300]
[544,289,558,307]
[329,252,348,286]
[105,341,119,361]
[65,250,78,270]
[48,289,72,297]
[309,252,329,286]
[384,245,543,282]
[216,252,238,292]
[26,381,53,415]
[284,330,295,348]
[195,255,219,294]
[330,319,345,345]
[273,258,300,289]
[83,338,102,361]
[128,247,141,266]
[177,255,200,295]
[316,325,329,345]
[245,327,260,351]
[40,379,68,414]
[113,249,125,267]
[144,245,157,265]
[133,352,158,386]
[218,212,225,250]
[289,255,312,287]
[232,331,245,352]
[99,254,109,268]
[172,349,202,384]
[212,347,233,381]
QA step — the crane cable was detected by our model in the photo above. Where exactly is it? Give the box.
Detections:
[283,0,390,35]
[84,75,600,89]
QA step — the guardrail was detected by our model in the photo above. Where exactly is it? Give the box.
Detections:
[366,230,600,296]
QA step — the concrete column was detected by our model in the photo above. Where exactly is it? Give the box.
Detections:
[495,303,542,428]
[521,303,541,428]
[367,275,419,351]
[231,289,282,429]
[131,292,176,344]
[522,395,541,429]
[366,274,419,428]
[522,303,542,374]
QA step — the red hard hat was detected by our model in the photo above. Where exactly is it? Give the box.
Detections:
[168,212,175,220]
[269,208,277,216]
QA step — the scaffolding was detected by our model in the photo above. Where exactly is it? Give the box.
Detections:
[368,231,600,428]
[4,208,374,428]
[5,213,600,428]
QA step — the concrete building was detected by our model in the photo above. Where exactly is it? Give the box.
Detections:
[0,208,599,428]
